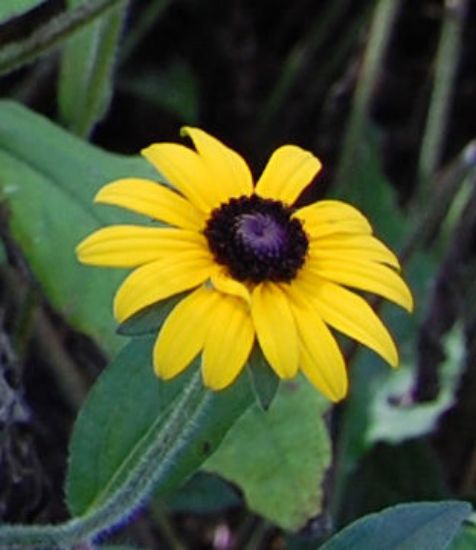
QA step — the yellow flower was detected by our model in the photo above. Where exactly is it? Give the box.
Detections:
[76,128,412,402]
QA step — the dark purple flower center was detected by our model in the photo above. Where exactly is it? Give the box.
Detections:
[236,213,286,257]
[204,195,308,283]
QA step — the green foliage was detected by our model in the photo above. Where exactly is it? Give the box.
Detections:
[58,0,128,137]
[247,345,280,410]
[0,0,474,547]
[117,292,187,336]
[0,0,47,24]
[333,126,405,244]
[336,441,449,527]
[66,336,253,516]
[0,0,123,76]
[320,501,471,550]
[330,130,420,503]
[205,377,331,531]
[331,127,473,529]
[0,100,157,354]
[367,325,465,444]
[449,524,476,550]
[0,100,333,536]
[328,123,453,493]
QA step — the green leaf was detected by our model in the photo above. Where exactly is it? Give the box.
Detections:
[0,100,158,355]
[205,377,331,531]
[0,0,47,24]
[58,0,128,137]
[321,501,471,550]
[66,336,253,516]
[117,292,187,336]
[247,346,280,410]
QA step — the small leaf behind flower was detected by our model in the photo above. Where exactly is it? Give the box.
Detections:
[205,377,331,531]
[117,292,187,336]
[320,501,471,550]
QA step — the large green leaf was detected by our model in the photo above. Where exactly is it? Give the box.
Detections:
[0,100,157,354]
[66,336,253,516]
[205,377,331,531]
[320,501,471,550]
[58,0,128,137]
[0,0,47,24]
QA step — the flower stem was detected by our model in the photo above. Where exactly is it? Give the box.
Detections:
[0,0,123,76]
[0,372,210,549]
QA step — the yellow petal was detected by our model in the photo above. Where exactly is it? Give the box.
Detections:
[114,253,214,322]
[95,178,205,230]
[181,127,253,201]
[210,268,251,305]
[251,283,298,379]
[202,294,254,390]
[294,274,398,366]
[141,143,220,213]
[310,259,413,311]
[76,225,207,267]
[153,286,218,380]
[300,343,348,402]
[255,145,322,205]
[295,200,372,237]
[309,234,400,270]
[286,285,348,401]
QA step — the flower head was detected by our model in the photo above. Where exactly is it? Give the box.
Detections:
[76,128,412,401]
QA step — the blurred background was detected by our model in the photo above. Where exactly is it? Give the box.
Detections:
[0,0,476,548]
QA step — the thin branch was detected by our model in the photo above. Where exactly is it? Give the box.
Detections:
[417,0,469,197]
[0,0,122,75]
[334,0,402,194]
